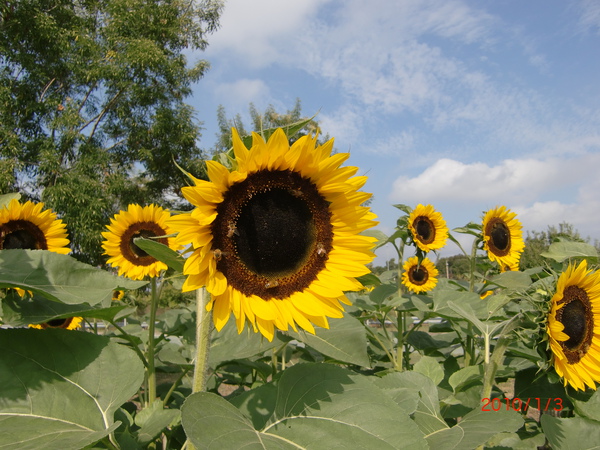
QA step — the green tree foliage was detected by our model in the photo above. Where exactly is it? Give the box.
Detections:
[0,0,223,264]
[436,254,471,280]
[213,98,326,154]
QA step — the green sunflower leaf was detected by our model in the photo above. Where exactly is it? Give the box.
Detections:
[0,192,20,207]
[541,241,599,263]
[0,249,146,306]
[182,363,426,449]
[0,328,145,449]
[288,313,370,367]
[133,237,185,273]
[541,414,600,450]
[1,291,132,327]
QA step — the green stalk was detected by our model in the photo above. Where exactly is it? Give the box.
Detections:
[191,287,213,393]
[147,277,160,406]
[481,318,519,400]
[394,240,405,371]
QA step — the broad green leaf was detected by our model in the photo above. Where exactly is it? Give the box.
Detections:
[182,392,297,449]
[392,371,447,435]
[371,372,421,415]
[542,414,600,450]
[0,250,146,306]
[426,408,523,450]
[485,432,546,450]
[133,237,185,273]
[432,289,487,320]
[362,229,389,249]
[488,270,532,290]
[1,291,131,327]
[449,365,484,393]
[541,241,599,262]
[575,389,600,422]
[414,356,444,385]
[209,319,282,367]
[0,329,145,449]
[370,283,398,304]
[289,313,370,367]
[135,400,181,445]
[182,363,426,449]
[230,384,278,430]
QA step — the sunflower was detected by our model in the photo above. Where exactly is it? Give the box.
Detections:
[0,199,69,253]
[547,260,600,391]
[482,206,524,269]
[29,316,83,330]
[102,204,178,280]
[408,204,448,252]
[401,256,439,293]
[168,128,378,340]
[112,290,125,301]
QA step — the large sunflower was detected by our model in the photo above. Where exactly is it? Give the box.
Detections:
[482,206,524,269]
[29,316,83,330]
[402,256,439,293]
[169,128,378,340]
[547,260,600,391]
[0,199,69,253]
[102,204,178,280]
[408,204,448,252]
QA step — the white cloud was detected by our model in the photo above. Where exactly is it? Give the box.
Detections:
[213,78,271,110]
[578,0,600,33]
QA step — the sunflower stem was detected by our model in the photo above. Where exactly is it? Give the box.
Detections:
[191,287,213,393]
[394,240,406,371]
[147,277,160,406]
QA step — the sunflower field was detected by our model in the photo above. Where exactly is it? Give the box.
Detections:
[2,124,600,449]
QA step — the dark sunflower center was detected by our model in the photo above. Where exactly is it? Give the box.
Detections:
[41,318,72,329]
[235,189,314,276]
[486,218,510,256]
[414,217,434,244]
[212,169,333,300]
[409,265,428,285]
[0,220,48,250]
[556,285,594,364]
[120,222,168,266]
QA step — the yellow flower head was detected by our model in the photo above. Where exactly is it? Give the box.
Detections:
[0,199,69,253]
[102,204,178,280]
[482,206,524,269]
[547,260,600,391]
[29,317,83,330]
[408,204,448,252]
[168,128,378,340]
[401,256,439,293]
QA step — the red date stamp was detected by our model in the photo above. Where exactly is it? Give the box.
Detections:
[481,397,563,412]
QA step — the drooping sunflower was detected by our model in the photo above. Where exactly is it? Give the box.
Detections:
[0,199,69,253]
[29,316,83,330]
[481,206,524,269]
[547,260,600,391]
[401,256,439,293]
[408,204,448,252]
[102,204,178,280]
[168,128,378,340]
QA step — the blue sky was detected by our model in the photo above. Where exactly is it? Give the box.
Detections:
[188,0,600,262]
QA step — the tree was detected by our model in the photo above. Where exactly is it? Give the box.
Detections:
[213,99,327,154]
[0,0,223,264]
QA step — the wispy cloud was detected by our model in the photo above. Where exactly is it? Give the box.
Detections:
[578,0,600,33]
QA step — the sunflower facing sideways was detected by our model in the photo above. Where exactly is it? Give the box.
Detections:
[402,256,439,293]
[408,204,448,252]
[481,206,524,270]
[547,260,600,391]
[102,204,179,280]
[168,128,378,340]
[0,199,69,253]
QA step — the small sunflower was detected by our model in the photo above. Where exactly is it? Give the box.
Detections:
[112,290,125,301]
[29,316,83,330]
[401,256,439,293]
[547,260,600,391]
[408,204,448,252]
[0,199,69,253]
[169,128,378,340]
[102,204,178,280]
[482,206,524,269]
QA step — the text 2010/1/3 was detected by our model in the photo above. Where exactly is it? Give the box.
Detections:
[481,397,563,412]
